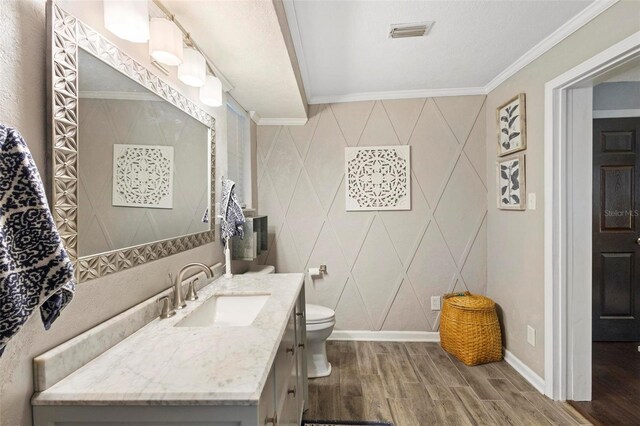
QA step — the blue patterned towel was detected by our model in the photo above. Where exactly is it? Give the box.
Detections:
[220,177,245,243]
[0,125,75,357]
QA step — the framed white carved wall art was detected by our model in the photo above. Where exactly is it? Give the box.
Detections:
[345,145,411,211]
[113,144,174,209]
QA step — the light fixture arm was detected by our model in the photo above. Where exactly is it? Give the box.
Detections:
[152,0,233,92]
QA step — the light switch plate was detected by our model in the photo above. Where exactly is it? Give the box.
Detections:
[431,296,441,311]
[527,325,536,347]
[528,193,536,210]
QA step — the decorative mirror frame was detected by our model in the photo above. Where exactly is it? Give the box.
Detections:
[47,3,216,283]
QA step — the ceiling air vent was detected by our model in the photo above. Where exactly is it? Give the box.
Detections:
[389,22,433,39]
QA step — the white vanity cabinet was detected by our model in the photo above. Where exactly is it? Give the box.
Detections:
[259,296,308,426]
[32,275,308,426]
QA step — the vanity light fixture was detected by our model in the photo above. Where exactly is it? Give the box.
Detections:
[200,75,222,107]
[179,47,207,87]
[103,0,149,43]
[149,18,183,66]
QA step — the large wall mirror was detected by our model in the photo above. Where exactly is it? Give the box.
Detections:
[47,4,215,283]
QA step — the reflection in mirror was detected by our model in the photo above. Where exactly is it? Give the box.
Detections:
[77,50,211,257]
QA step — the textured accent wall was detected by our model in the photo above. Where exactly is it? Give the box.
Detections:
[257,96,487,331]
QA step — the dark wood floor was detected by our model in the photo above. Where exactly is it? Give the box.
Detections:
[570,342,640,426]
[304,341,589,425]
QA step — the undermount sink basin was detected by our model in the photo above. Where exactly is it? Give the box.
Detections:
[175,293,270,327]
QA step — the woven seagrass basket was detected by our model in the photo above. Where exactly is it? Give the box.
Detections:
[440,291,502,366]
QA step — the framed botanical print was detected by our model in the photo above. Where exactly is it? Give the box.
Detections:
[497,93,526,156]
[497,153,526,210]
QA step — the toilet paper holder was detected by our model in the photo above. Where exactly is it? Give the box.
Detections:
[309,265,327,276]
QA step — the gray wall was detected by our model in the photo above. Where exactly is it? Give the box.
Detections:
[593,81,640,111]
[485,1,640,376]
[0,1,229,424]
[257,97,487,331]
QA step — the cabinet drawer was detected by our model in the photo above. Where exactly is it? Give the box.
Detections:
[296,348,305,413]
[258,364,276,425]
[278,362,301,426]
[275,311,296,402]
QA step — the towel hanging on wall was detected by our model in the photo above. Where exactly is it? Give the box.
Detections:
[0,125,75,357]
[220,176,245,243]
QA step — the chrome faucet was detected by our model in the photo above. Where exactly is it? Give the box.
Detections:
[174,263,213,309]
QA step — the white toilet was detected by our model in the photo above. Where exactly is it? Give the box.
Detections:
[244,265,336,378]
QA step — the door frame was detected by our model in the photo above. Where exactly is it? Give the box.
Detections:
[544,31,640,401]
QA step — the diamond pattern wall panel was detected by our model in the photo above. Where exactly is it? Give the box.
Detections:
[257,96,487,331]
[305,226,350,310]
[304,106,348,210]
[408,99,459,207]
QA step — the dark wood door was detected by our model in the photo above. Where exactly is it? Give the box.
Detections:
[593,117,640,341]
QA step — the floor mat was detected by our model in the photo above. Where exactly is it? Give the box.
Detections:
[302,421,393,426]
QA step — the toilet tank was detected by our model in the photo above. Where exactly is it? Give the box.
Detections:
[244,265,275,274]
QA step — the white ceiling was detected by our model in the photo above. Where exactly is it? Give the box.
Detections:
[165,0,307,120]
[285,0,596,103]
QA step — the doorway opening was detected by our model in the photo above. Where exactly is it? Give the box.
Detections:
[544,30,640,416]
[567,80,640,424]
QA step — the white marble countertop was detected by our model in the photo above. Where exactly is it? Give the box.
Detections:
[32,273,304,406]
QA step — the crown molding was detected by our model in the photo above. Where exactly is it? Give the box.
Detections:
[309,86,486,105]
[593,108,640,119]
[282,0,312,102]
[249,110,261,124]
[484,0,619,92]
[257,117,308,126]
[283,0,617,106]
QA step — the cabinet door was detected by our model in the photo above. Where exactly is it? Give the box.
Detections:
[295,288,309,411]
[258,365,277,426]
[275,311,296,401]
[278,362,301,426]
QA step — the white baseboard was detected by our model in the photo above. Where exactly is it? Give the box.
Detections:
[329,330,440,342]
[503,349,545,394]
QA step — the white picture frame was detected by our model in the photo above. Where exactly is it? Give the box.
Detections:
[345,145,411,211]
[112,144,174,209]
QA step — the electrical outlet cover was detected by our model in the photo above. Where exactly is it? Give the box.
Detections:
[527,325,536,347]
[431,296,441,311]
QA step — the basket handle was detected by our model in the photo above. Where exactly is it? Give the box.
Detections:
[443,291,471,299]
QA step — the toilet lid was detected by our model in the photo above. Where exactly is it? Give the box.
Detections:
[306,304,335,324]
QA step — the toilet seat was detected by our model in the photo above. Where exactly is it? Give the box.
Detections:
[306,304,335,324]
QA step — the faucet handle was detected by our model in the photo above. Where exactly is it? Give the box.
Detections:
[186,280,199,301]
[158,295,176,319]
